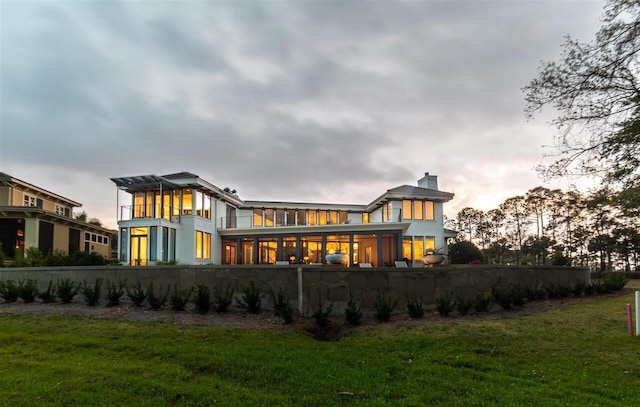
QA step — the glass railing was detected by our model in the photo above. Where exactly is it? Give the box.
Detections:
[119,205,180,222]
[217,209,404,229]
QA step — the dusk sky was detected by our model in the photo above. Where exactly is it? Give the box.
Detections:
[1,0,606,229]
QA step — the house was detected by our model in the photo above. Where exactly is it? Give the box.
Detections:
[111,172,455,267]
[0,173,115,260]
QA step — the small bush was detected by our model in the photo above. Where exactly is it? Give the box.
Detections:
[374,291,397,322]
[170,286,192,311]
[18,279,39,303]
[39,280,57,303]
[81,278,103,306]
[147,283,170,310]
[603,273,628,291]
[406,292,424,319]
[493,284,513,310]
[344,292,362,326]
[56,278,79,304]
[192,284,211,314]
[456,295,474,316]
[271,288,293,324]
[474,292,492,313]
[0,280,19,303]
[510,284,526,307]
[312,291,333,328]
[126,281,147,306]
[525,283,547,301]
[572,282,586,297]
[436,290,454,317]
[236,281,264,314]
[545,282,572,299]
[213,284,234,313]
[106,279,126,307]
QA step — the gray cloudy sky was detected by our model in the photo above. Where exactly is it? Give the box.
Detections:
[1,0,605,229]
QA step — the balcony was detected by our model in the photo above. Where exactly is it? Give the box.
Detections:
[217,209,403,230]
[118,204,181,223]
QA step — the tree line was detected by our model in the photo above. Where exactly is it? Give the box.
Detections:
[448,186,639,272]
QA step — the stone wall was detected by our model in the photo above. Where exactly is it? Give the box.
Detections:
[0,265,589,316]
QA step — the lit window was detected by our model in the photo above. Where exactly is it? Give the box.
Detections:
[424,201,434,220]
[195,230,211,259]
[402,200,412,220]
[362,213,369,224]
[253,209,263,226]
[414,201,424,220]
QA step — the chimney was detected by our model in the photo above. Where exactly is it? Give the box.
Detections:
[417,172,438,190]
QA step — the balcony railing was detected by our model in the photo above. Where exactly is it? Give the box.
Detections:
[218,209,403,229]
[118,205,181,222]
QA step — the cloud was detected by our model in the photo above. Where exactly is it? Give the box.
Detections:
[0,0,606,229]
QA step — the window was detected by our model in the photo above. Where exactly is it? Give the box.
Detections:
[55,205,66,216]
[297,209,306,226]
[308,211,317,225]
[134,193,145,218]
[182,189,192,215]
[275,209,285,226]
[424,201,434,220]
[286,209,296,226]
[414,201,424,220]
[172,191,180,216]
[253,209,263,226]
[150,226,157,261]
[402,200,412,220]
[195,230,211,259]
[328,211,338,224]
[195,191,204,217]
[264,209,274,227]
[362,213,369,224]
[382,203,393,222]
[318,210,327,225]
[203,194,211,219]
[23,194,37,207]
[339,211,348,224]
[226,205,237,228]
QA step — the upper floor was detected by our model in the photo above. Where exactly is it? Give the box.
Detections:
[112,172,454,233]
[0,172,79,218]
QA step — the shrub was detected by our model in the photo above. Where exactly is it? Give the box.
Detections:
[374,291,397,322]
[344,292,362,325]
[56,278,79,304]
[510,284,526,307]
[270,288,293,324]
[0,280,19,303]
[192,284,211,314]
[69,251,107,266]
[24,247,46,267]
[126,281,147,306]
[170,286,192,311]
[455,295,474,316]
[473,292,492,313]
[525,283,547,301]
[236,281,264,314]
[106,279,126,307]
[18,279,39,303]
[81,279,103,306]
[493,284,513,310]
[312,291,333,328]
[45,249,69,267]
[147,283,170,310]
[213,284,234,313]
[545,282,572,299]
[436,289,454,317]
[572,282,586,297]
[0,250,4,267]
[38,280,57,303]
[406,292,424,319]
[603,273,628,291]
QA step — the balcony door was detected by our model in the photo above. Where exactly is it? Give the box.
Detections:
[130,227,148,266]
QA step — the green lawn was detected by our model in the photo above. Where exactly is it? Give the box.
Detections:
[1,289,639,406]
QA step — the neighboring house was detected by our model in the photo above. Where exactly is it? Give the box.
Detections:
[111,171,455,267]
[0,173,115,260]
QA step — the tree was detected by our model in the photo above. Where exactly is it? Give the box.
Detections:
[524,0,640,190]
[448,241,483,264]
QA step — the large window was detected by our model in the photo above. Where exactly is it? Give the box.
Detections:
[195,230,211,259]
[182,189,193,215]
[414,200,424,220]
[402,200,412,220]
[297,209,306,226]
[264,209,274,227]
[424,201,434,220]
[253,209,263,226]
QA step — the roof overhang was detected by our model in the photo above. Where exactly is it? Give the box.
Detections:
[0,206,117,235]
[111,175,180,193]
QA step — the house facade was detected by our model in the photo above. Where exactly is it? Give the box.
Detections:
[0,173,115,260]
[111,172,455,267]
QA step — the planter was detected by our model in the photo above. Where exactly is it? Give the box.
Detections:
[325,253,349,265]
[422,254,445,265]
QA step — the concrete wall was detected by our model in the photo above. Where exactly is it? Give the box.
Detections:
[0,265,589,316]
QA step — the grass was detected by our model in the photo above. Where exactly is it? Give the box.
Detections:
[1,288,639,406]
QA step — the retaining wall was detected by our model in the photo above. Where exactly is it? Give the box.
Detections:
[0,265,589,316]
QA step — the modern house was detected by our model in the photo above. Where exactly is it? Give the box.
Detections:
[0,172,115,260]
[111,171,455,267]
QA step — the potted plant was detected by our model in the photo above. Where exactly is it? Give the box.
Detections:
[325,249,349,265]
[422,248,445,265]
